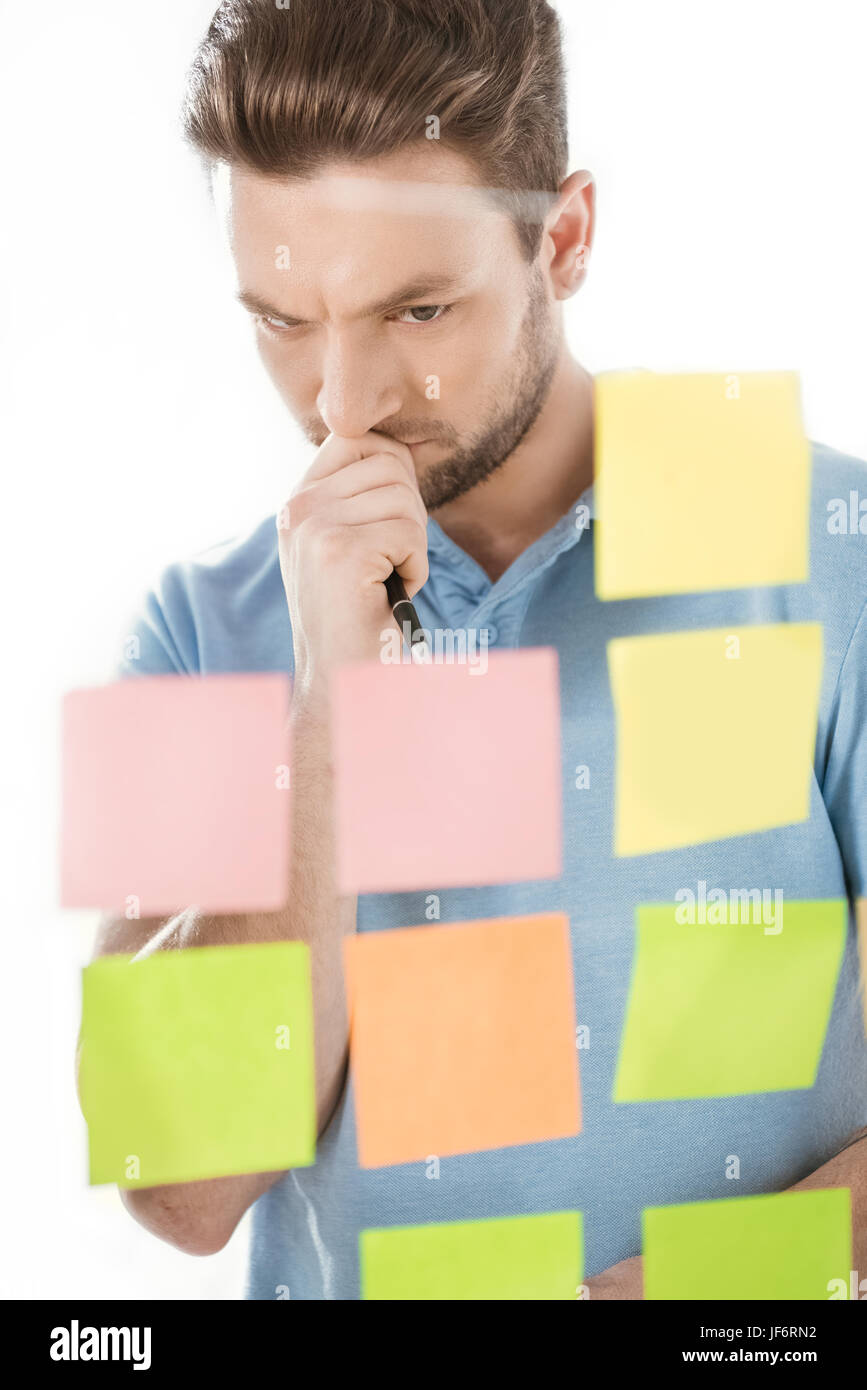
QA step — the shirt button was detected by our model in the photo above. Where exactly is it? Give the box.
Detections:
[484,625,499,645]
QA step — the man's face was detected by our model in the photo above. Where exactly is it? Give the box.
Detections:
[223,143,562,510]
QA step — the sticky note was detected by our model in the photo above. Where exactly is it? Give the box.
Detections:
[361,1211,583,1300]
[61,674,291,914]
[609,623,823,856]
[80,942,315,1186]
[615,899,846,1101]
[858,899,867,1037]
[644,1189,852,1300]
[594,370,811,599]
[332,649,561,894]
[344,913,580,1168]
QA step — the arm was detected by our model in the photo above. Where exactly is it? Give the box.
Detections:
[586,1127,867,1300]
[83,430,427,1256]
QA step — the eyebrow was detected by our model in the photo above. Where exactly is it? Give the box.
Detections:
[236,276,465,324]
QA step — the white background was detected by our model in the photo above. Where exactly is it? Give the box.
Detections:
[1,0,865,1298]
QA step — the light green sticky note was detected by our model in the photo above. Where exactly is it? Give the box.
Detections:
[644,1189,852,1300]
[80,942,315,1186]
[609,623,823,856]
[360,1212,583,1300]
[594,370,811,599]
[615,900,846,1101]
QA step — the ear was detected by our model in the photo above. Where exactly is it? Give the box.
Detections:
[543,170,595,301]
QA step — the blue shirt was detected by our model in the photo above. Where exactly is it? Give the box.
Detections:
[121,441,867,1299]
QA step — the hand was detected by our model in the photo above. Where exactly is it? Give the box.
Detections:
[584,1255,644,1300]
[277,431,429,689]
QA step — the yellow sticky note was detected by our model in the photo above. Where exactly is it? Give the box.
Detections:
[594,370,811,599]
[361,1212,583,1300]
[615,900,846,1100]
[609,623,823,856]
[80,943,316,1186]
[644,1189,852,1300]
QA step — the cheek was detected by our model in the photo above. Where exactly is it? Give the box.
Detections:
[256,338,316,406]
[427,328,511,402]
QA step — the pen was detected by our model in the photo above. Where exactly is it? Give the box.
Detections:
[384,571,428,655]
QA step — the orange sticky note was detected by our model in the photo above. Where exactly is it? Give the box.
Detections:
[61,674,291,915]
[344,912,581,1168]
[332,649,562,894]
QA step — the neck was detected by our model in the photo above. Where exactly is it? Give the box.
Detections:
[429,350,594,582]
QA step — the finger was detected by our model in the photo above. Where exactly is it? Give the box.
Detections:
[334,483,427,531]
[353,518,429,596]
[327,454,424,505]
[323,470,427,530]
[304,430,415,483]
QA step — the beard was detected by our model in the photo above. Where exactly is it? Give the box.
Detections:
[300,265,561,512]
[414,268,560,510]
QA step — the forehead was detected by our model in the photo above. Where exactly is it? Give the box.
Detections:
[218,144,522,305]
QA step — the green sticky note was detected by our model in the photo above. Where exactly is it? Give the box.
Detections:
[361,1212,583,1300]
[615,900,846,1101]
[609,623,824,856]
[80,942,315,1186]
[594,370,811,600]
[644,1189,852,1300]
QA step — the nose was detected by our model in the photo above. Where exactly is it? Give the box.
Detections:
[316,328,403,438]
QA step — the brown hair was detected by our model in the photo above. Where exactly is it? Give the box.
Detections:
[183,0,569,258]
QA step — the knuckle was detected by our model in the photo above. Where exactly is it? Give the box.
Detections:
[375,452,408,479]
[384,448,415,482]
[277,488,314,532]
[385,440,414,470]
[311,522,349,564]
[391,479,418,508]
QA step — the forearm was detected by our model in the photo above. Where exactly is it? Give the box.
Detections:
[790,1124,867,1269]
[586,1125,867,1301]
[280,687,357,1134]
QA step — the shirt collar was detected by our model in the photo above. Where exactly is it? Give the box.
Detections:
[423,481,594,615]
[426,481,594,557]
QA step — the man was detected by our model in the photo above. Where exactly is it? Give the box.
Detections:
[95,0,867,1299]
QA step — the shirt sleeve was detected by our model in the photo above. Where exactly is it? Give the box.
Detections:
[822,597,867,902]
[115,566,200,679]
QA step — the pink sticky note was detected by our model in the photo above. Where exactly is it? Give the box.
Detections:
[61,674,291,915]
[333,648,562,893]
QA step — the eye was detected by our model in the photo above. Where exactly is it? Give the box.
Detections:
[255,313,302,337]
[392,304,452,325]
